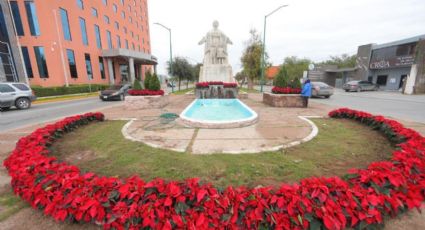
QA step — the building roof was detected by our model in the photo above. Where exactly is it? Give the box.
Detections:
[372,34,425,50]
[266,66,280,79]
[101,49,158,65]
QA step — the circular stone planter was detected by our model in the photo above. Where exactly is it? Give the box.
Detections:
[124,95,169,110]
[263,92,304,108]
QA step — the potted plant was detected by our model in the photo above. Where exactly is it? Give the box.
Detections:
[125,72,168,109]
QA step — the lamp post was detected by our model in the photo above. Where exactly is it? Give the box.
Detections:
[154,22,174,92]
[260,4,289,93]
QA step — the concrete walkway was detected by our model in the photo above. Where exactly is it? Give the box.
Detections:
[121,94,327,154]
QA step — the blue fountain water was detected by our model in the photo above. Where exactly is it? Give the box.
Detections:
[183,99,254,122]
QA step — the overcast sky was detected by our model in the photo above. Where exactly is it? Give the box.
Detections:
[148,0,425,75]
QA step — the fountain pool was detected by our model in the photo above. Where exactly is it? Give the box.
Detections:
[179,99,258,128]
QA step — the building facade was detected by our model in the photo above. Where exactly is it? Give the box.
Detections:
[1,0,156,87]
[355,35,425,93]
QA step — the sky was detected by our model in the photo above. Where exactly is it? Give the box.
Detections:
[148,0,425,75]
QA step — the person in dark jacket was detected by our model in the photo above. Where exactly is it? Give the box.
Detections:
[301,79,312,107]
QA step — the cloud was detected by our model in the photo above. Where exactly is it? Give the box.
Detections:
[149,0,425,75]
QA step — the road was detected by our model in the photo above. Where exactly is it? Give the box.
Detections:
[0,97,122,133]
[312,89,425,123]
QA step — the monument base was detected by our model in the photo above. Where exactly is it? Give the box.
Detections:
[199,64,234,83]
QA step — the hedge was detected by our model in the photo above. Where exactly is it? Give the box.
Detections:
[32,84,109,97]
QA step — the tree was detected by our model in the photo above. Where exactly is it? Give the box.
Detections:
[240,29,267,90]
[320,54,356,68]
[149,73,161,90]
[144,71,152,89]
[235,71,247,86]
[273,66,288,88]
[167,57,194,91]
[133,79,143,90]
[283,56,311,81]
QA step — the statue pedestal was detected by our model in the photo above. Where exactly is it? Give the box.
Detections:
[199,64,234,83]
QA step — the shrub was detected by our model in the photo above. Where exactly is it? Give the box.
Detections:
[149,73,161,91]
[144,72,152,90]
[31,84,109,97]
[273,66,288,88]
[133,79,143,90]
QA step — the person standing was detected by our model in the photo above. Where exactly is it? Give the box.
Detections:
[301,79,312,107]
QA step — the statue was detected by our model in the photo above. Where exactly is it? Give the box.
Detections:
[198,21,235,83]
[199,21,233,65]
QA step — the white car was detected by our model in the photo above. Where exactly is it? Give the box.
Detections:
[0,83,37,110]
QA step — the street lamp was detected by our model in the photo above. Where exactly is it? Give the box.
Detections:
[260,4,289,93]
[153,22,174,92]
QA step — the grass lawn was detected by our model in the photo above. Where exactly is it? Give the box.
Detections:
[0,190,28,221]
[51,118,394,188]
[170,88,194,95]
[239,87,260,94]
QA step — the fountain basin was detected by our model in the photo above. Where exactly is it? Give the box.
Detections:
[179,99,258,129]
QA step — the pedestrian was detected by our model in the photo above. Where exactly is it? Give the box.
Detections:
[301,79,312,107]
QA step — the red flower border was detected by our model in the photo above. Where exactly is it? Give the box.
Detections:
[3,109,425,229]
[272,86,302,94]
[128,89,164,96]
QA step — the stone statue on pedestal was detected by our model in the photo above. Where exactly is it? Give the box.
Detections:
[198,21,235,83]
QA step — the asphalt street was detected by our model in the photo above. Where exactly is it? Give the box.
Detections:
[0,97,122,133]
[311,89,425,123]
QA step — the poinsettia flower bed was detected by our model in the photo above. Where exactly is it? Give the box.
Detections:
[223,83,238,88]
[272,86,302,94]
[4,109,425,229]
[128,89,164,96]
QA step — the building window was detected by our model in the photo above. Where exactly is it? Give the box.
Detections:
[128,5,131,12]
[113,4,118,13]
[102,0,108,6]
[66,49,78,78]
[116,35,121,48]
[76,0,84,9]
[121,11,125,19]
[120,0,124,5]
[130,31,134,38]
[106,30,113,49]
[129,16,132,23]
[10,1,24,36]
[104,15,110,24]
[79,17,88,46]
[94,24,102,49]
[377,75,388,86]
[59,8,72,41]
[91,7,98,17]
[21,46,33,78]
[25,1,41,36]
[34,46,48,78]
[84,53,93,79]
[114,21,119,30]
[99,57,105,79]
[125,39,129,49]
[132,43,135,50]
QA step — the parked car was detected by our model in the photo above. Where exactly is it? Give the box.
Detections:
[343,80,379,92]
[311,82,334,98]
[99,84,131,101]
[0,83,36,111]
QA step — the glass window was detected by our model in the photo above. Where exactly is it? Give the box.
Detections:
[113,4,118,13]
[66,49,78,78]
[12,83,30,91]
[34,46,48,78]
[129,16,132,23]
[130,31,133,38]
[106,30,113,49]
[0,84,16,93]
[120,0,124,5]
[79,17,88,46]
[104,15,110,24]
[123,26,127,34]
[77,0,84,9]
[99,57,105,79]
[21,46,33,78]
[84,53,93,79]
[125,39,129,49]
[102,0,108,6]
[121,11,125,19]
[114,21,119,30]
[132,43,135,50]
[91,8,98,17]
[25,1,41,36]
[59,8,72,41]
[10,1,24,36]
[116,35,121,48]
[128,5,131,12]
[94,24,102,49]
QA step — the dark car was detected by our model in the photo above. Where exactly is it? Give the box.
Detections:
[311,82,334,98]
[343,80,379,92]
[99,84,131,101]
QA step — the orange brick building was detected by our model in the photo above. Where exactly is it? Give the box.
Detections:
[1,0,156,87]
